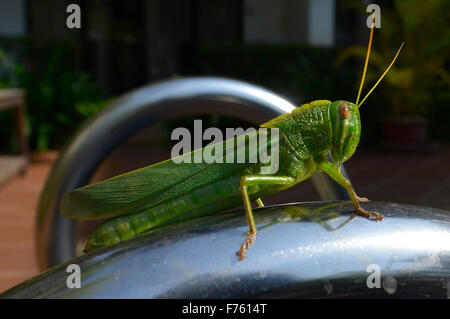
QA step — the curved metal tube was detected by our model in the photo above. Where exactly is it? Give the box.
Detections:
[9,201,450,298]
[35,77,349,270]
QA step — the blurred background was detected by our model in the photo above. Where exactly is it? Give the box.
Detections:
[0,0,448,292]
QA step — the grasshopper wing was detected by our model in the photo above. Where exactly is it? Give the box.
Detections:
[60,130,274,220]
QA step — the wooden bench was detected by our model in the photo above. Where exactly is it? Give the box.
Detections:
[0,88,28,185]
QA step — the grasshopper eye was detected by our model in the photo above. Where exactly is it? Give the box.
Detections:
[339,103,350,119]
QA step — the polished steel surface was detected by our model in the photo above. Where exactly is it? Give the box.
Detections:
[13,201,450,298]
[36,77,349,270]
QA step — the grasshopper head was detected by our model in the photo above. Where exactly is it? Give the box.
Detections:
[327,16,403,165]
[329,100,361,164]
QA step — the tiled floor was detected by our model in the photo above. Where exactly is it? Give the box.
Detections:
[0,146,449,293]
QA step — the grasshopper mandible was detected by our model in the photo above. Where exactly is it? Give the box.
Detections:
[60,20,403,260]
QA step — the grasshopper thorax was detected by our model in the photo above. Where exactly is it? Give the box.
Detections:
[329,100,361,164]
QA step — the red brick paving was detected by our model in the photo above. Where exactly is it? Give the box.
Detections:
[0,146,449,293]
[345,147,450,211]
[0,159,53,293]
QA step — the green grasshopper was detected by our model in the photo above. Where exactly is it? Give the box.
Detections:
[60,23,403,260]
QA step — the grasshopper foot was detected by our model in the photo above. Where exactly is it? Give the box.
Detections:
[354,195,382,221]
[356,207,383,221]
[236,233,257,261]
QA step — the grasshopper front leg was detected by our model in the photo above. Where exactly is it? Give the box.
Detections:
[238,175,296,260]
[318,161,383,221]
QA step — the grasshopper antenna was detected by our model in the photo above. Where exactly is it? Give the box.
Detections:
[357,42,404,109]
[355,16,375,107]
[355,15,404,109]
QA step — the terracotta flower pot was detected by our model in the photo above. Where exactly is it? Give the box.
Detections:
[30,150,59,163]
[381,117,437,153]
